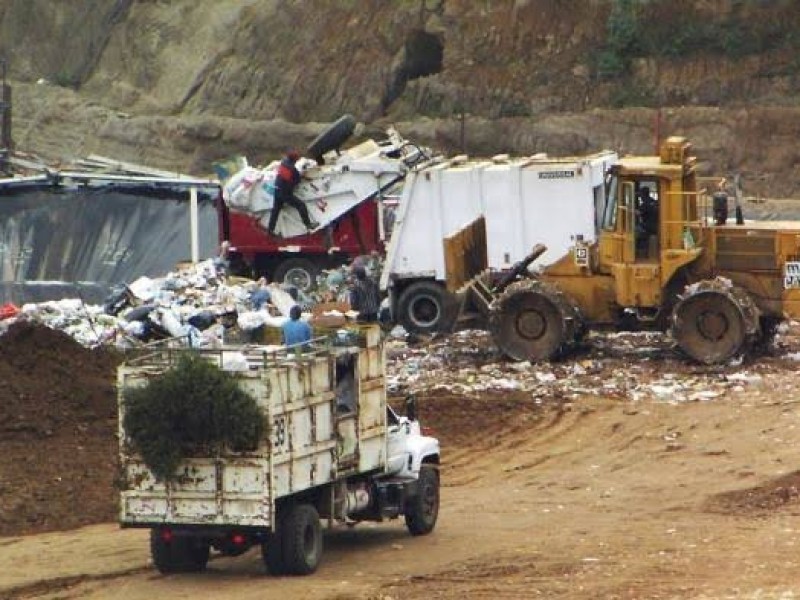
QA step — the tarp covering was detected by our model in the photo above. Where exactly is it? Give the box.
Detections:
[0,181,219,304]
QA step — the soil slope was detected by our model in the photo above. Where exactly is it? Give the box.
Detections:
[2,1,800,196]
[3,323,800,598]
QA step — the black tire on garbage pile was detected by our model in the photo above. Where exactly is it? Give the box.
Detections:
[670,279,760,365]
[273,258,320,293]
[281,503,323,575]
[150,529,210,574]
[489,280,583,362]
[405,465,440,536]
[306,115,357,163]
[397,281,457,334]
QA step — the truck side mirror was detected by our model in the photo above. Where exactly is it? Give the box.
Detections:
[405,395,417,421]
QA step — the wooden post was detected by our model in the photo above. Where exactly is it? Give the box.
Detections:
[190,186,199,263]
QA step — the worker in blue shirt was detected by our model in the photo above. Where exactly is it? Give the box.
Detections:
[282,305,313,348]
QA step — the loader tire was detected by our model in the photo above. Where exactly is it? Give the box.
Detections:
[405,465,440,536]
[150,529,210,574]
[671,279,760,365]
[281,503,323,575]
[489,280,583,362]
[306,115,357,163]
[397,281,456,334]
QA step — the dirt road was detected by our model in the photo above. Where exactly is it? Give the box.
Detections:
[4,365,800,599]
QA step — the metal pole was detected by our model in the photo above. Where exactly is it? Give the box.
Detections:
[190,186,199,263]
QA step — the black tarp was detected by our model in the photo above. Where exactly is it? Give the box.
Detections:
[0,179,219,305]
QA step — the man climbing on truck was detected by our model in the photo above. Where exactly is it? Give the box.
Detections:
[267,149,319,236]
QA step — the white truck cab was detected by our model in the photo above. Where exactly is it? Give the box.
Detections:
[117,325,440,576]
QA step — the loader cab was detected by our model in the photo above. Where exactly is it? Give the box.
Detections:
[598,137,702,308]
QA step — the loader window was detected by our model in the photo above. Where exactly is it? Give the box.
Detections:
[602,174,619,231]
[635,181,659,258]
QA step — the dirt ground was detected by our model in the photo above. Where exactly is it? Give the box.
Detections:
[3,322,800,598]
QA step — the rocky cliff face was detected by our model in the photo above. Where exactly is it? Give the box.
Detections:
[2,0,800,196]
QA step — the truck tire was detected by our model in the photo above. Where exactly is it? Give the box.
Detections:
[273,258,320,293]
[261,529,286,575]
[281,503,323,575]
[150,529,210,574]
[306,115,357,163]
[397,281,455,334]
[405,465,439,536]
[671,280,760,364]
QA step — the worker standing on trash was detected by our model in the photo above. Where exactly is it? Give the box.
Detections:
[282,305,313,348]
[349,265,381,322]
[267,150,319,236]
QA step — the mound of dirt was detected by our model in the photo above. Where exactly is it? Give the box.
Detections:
[705,471,800,516]
[0,321,122,536]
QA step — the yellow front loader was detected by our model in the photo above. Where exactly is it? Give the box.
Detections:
[463,137,800,364]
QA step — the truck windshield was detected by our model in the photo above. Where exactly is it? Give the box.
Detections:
[602,174,619,231]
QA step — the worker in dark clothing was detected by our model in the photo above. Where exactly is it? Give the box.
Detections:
[712,178,729,226]
[267,150,319,236]
[349,265,381,322]
[637,187,658,235]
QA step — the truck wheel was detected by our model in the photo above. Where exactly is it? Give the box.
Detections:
[273,258,320,293]
[306,114,357,163]
[671,280,760,364]
[397,281,455,334]
[282,503,323,575]
[489,280,582,362]
[261,529,286,575]
[150,529,210,574]
[405,465,440,536]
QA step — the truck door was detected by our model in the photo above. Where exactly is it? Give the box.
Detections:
[386,406,409,474]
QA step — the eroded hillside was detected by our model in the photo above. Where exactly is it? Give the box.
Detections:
[2,0,799,195]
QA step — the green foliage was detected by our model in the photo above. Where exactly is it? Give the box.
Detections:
[123,353,263,482]
[52,70,80,88]
[597,0,642,80]
[608,84,657,108]
[594,0,800,81]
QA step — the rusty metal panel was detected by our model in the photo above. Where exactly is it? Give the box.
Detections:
[119,336,387,529]
[715,230,777,271]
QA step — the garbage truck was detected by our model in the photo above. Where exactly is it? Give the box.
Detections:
[379,149,618,333]
[219,115,433,291]
[117,325,441,575]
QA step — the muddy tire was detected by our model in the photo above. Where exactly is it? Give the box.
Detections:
[150,529,210,574]
[397,281,456,334]
[281,503,323,575]
[489,280,582,362]
[306,115,356,163]
[405,465,440,536]
[273,258,320,293]
[671,280,760,364]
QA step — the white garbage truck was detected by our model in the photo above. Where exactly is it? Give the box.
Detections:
[380,150,618,333]
[117,326,440,575]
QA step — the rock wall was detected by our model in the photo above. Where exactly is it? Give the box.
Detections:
[2,0,800,196]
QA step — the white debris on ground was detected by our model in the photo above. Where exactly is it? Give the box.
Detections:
[385,327,800,404]
[4,261,800,406]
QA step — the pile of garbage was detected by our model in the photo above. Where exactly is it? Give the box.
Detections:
[0,258,328,349]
